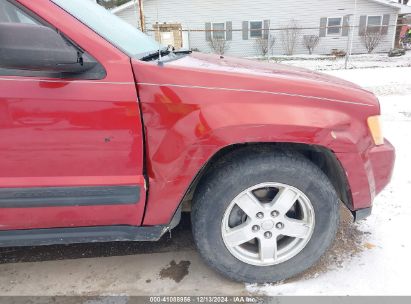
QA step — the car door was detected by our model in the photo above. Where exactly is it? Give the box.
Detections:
[0,0,146,230]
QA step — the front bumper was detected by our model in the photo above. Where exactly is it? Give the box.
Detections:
[336,139,395,217]
[368,139,396,195]
[352,207,372,222]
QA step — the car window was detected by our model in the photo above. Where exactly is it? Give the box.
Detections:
[0,0,40,24]
[0,0,106,80]
[51,0,161,59]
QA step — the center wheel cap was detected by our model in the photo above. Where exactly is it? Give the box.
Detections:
[261,220,275,231]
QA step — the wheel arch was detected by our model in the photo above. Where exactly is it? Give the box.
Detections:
[178,142,353,217]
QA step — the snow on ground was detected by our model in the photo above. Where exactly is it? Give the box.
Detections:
[261,52,411,71]
[247,66,411,295]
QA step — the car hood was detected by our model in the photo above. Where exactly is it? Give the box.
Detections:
[135,52,380,111]
[169,52,364,91]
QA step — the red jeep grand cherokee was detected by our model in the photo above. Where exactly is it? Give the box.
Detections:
[0,0,395,283]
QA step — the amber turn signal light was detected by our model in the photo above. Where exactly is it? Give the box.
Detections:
[367,115,384,146]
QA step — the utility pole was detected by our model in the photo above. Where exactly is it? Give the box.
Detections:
[344,14,353,69]
[138,0,145,32]
[345,0,357,69]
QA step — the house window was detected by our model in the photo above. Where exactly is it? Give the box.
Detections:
[327,17,342,35]
[212,23,225,40]
[367,15,383,32]
[250,21,263,38]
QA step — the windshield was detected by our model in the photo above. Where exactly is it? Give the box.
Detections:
[51,0,160,59]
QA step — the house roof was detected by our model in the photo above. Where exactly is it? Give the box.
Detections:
[111,0,411,15]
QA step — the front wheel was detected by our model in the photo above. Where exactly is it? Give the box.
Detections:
[191,149,339,283]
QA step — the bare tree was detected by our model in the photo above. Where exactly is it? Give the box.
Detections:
[303,35,320,55]
[254,36,276,57]
[361,29,383,53]
[281,20,301,55]
[208,38,230,55]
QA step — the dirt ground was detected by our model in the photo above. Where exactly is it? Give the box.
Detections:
[0,207,365,296]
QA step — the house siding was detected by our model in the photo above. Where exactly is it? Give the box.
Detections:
[114,0,398,56]
[115,4,140,28]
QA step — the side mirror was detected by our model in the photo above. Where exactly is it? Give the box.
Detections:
[0,23,96,73]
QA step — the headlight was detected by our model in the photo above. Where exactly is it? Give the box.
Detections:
[367,115,384,146]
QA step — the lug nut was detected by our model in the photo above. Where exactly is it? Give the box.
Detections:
[256,212,264,219]
[252,225,260,232]
[264,231,272,239]
[271,210,279,218]
[276,222,284,229]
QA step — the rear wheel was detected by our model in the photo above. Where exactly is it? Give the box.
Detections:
[191,149,339,283]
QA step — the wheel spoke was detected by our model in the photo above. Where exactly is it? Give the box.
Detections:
[222,182,315,266]
[259,237,277,262]
[281,218,311,239]
[224,223,255,247]
[234,192,262,217]
[272,187,299,214]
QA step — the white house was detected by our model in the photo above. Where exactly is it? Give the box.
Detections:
[111,0,411,56]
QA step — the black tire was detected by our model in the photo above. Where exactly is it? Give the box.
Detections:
[191,148,339,283]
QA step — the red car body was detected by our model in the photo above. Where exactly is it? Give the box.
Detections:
[0,0,394,237]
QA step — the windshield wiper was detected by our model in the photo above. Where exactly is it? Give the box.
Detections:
[172,49,192,55]
[139,47,192,62]
[139,47,170,61]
